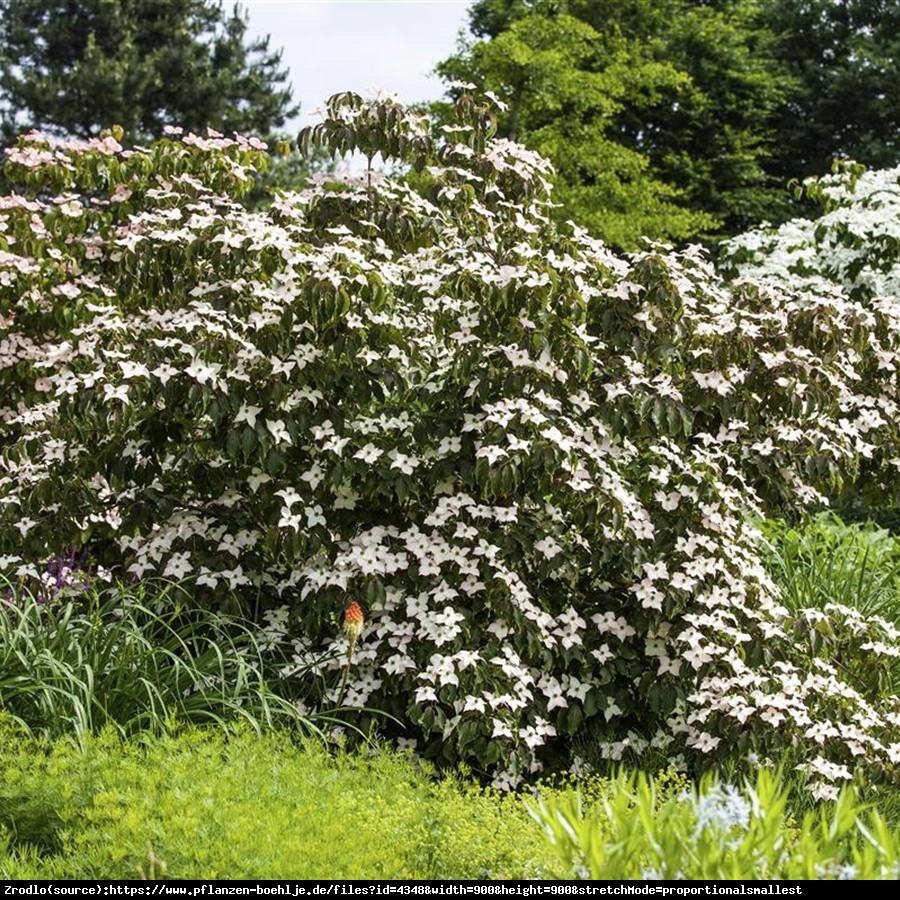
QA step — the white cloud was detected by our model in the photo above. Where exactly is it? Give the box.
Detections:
[241,0,473,126]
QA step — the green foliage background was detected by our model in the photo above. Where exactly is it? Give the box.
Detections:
[0,0,298,145]
[439,0,900,248]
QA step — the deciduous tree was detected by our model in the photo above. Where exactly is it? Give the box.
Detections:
[767,0,900,179]
[438,0,794,246]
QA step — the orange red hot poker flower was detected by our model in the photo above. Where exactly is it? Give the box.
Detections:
[343,601,364,643]
[338,601,365,706]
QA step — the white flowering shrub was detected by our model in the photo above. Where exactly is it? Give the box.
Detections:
[3,94,900,791]
[721,161,900,516]
[721,161,900,305]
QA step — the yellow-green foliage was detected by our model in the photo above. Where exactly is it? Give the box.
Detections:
[4,718,899,880]
[529,768,900,880]
[0,718,553,879]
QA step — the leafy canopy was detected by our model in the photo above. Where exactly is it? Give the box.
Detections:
[766,0,900,181]
[437,0,794,247]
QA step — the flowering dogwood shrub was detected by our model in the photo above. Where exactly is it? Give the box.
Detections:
[721,160,900,515]
[722,161,900,306]
[2,94,900,792]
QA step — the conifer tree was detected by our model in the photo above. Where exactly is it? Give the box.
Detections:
[0,0,299,145]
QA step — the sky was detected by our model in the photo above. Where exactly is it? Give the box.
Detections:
[240,0,476,131]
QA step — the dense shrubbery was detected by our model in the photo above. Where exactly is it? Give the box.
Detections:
[721,160,900,521]
[722,161,900,306]
[2,93,900,793]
